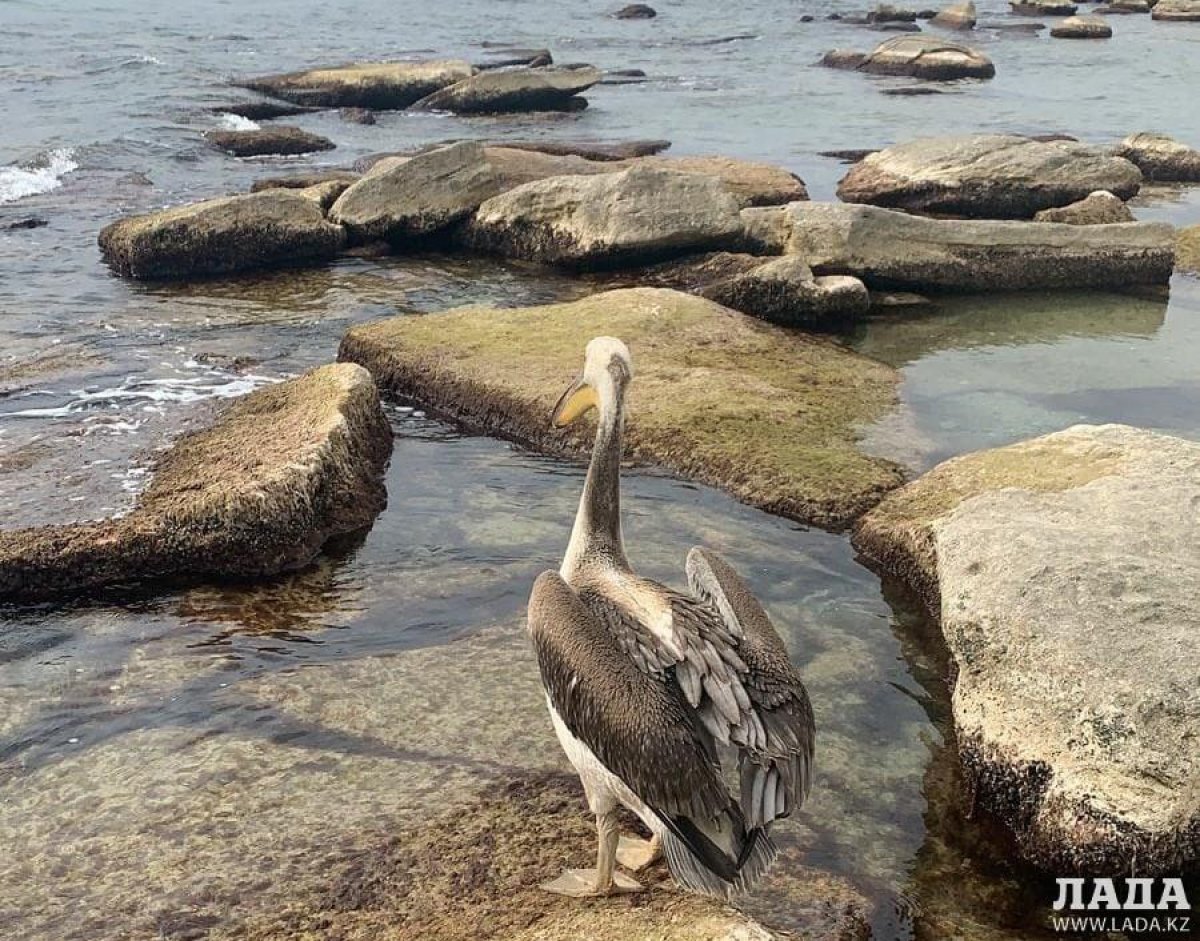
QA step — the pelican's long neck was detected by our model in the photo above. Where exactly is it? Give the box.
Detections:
[561,385,629,578]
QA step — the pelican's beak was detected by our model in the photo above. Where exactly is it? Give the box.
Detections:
[552,376,598,427]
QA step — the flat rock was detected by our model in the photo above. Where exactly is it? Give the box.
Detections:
[338,287,903,528]
[1102,0,1151,10]
[461,165,743,268]
[210,100,317,120]
[836,134,1143,217]
[852,424,1200,874]
[1152,0,1200,17]
[931,0,978,27]
[205,125,335,157]
[474,48,554,70]
[490,138,671,161]
[1050,13,1113,34]
[412,66,603,114]
[250,170,361,193]
[741,201,1175,290]
[643,154,808,207]
[0,365,391,601]
[1033,189,1134,224]
[237,59,473,109]
[330,141,503,242]
[1010,0,1077,12]
[1115,132,1200,182]
[98,189,346,280]
[825,35,995,80]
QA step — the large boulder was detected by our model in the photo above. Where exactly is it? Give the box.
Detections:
[741,201,1175,290]
[461,166,744,268]
[205,125,335,157]
[852,424,1200,874]
[329,141,503,242]
[0,365,392,601]
[836,134,1143,217]
[930,0,977,27]
[1050,14,1113,35]
[236,59,473,109]
[1152,0,1200,17]
[339,287,903,528]
[1115,132,1200,181]
[1033,190,1134,224]
[98,190,346,280]
[412,66,603,113]
[822,35,995,80]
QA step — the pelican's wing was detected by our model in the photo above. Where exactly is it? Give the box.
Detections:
[527,571,731,824]
[685,547,815,828]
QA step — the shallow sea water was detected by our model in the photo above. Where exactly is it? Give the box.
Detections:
[2,1,1200,938]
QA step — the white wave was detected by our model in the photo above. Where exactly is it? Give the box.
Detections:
[216,113,260,131]
[0,148,78,205]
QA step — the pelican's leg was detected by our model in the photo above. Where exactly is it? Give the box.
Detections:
[539,810,644,897]
[616,833,662,872]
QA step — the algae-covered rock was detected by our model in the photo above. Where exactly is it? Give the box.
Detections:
[0,364,392,601]
[237,59,473,109]
[205,125,335,157]
[98,190,346,280]
[852,424,1200,875]
[338,287,903,528]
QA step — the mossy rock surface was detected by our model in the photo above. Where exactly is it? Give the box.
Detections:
[0,363,393,601]
[339,287,903,529]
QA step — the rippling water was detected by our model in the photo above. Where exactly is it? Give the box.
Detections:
[2,0,1199,938]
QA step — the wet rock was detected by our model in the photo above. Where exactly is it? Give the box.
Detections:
[4,217,47,231]
[979,19,1047,29]
[615,3,657,17]
[600,68,648,84]
[237,59,473,109]
[330,141,503,243]
[1033,190,1134,223]
[869,3,920,21]
[740,201,1175,290]
[822,36,995,80]
[210,100,318,120]
[461,166,742,268]
[339,287,903,528]
[880,85,944,95]
[1050,13,1113,34]
[339,106,376,125]
[836,134,1142,217]
[412,66,603,114]
[819,148,879,163]
[205,125,335,157]
[1010,0,1078,12]
[491,138,671,161]
[1180,225,1200,275]
[0,364,391,601]
[98,190,346,280]
[871,21,923,31]
[1152,0,1200,17]
[852,424,1200,875]
[702,256,871,328]
[474,48,554,70]
[250,170,361,193]
[1115,131,1200,182]
[931,0,978,27]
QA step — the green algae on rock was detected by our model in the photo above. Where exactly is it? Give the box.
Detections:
[0,364,392,601]
[338,287,903,528]
[98,189,346,280]
[852,424,1200,875]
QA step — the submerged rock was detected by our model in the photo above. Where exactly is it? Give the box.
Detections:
[822,35,995,80]
[1033,190,1134,224]
[461,166,743,268]
[0,365,391,601]
[1115,132,1200,181]
[237,59,473,109]
[210,100,317,120]
[1010,0,1077,12]
[931,0,978,27]
[1152,0,1200,17]
[99,190,346,280]
[339,287,903,528]
[836,134,1142,217]
[615,3,657,16]
[1050,13,1113,34]
[205,125,335,157]
[330,141,503,243]
[852,424,1200,875]
[339,106,377,124]
[412,66,603,113]
[741,201,1175,290]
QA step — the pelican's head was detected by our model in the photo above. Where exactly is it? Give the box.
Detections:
[551,336,634,428]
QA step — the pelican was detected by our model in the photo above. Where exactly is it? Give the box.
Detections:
[527,336,815,899]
